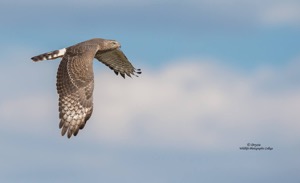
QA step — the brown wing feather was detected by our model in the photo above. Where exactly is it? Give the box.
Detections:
[56,47,96,138]
[95,49,141,78]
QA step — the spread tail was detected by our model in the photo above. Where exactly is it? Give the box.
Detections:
[31,48,66,62]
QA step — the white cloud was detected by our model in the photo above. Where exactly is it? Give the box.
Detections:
[0,94,57,135]
[2,58,299,151]
[84,58,300,151]
[261,2,300,26]
[6,0,300,29]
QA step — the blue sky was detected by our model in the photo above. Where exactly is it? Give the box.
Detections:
[1,0,300,182]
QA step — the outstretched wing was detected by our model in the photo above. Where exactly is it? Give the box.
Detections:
[95,49,141,78]
[56,48,96,138]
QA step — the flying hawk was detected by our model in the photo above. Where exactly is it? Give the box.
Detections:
[31,38,141,138]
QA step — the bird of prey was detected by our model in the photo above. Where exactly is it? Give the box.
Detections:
[31,38,141,138]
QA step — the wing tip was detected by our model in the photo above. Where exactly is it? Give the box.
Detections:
[133,68,142,77]
[120,73,125,79]
[113,68,142,78]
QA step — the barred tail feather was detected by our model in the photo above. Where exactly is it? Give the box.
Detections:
[31,48,66,62]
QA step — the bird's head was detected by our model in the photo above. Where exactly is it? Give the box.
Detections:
[101,40,121,51]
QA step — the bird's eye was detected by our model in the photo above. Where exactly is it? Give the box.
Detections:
[111,41,119,47]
